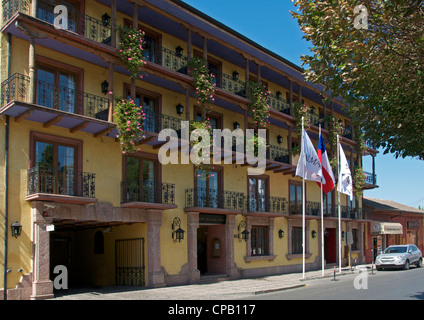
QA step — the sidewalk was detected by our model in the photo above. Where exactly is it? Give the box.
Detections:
[52,264,373,300]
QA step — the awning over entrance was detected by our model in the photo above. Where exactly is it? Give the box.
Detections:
[371,221,403,235]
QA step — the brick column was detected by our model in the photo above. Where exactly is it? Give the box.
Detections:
[31,202,53,300]
[146,209,165,288]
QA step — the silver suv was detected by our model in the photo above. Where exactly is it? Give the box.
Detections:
[376,244,422,271]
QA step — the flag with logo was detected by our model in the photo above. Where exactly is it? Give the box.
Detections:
[316,133,335,194]
[337,143,353,198]
[296,129,323,183]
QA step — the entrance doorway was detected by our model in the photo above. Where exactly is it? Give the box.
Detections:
[197,214,227,276]
[324,228,337,264]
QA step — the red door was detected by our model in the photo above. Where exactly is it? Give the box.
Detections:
[325,228,337,264]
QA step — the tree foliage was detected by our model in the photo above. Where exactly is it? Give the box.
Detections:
[291,0,424,159]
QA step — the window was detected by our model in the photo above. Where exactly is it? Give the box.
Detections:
[31,132,82,196]
[292,227,302,254]
[195,168,222,208]
[123,155,158,203]
[36,66,78,113]
[37,0,80,32]
[248,176,268,212]
[289,181,303,215]
[127,88,160,133]
[323,190,334,216]
[251,226,269,256]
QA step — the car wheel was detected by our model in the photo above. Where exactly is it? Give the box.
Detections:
[417,258,422,268]
[403,260,410,270]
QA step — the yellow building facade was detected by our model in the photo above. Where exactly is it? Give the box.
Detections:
[0,0,378,299]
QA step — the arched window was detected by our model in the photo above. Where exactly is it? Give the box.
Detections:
[94,231,104,254]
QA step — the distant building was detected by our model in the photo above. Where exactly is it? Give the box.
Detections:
[363,197,424,262]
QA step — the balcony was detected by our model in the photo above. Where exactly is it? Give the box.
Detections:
[121,180,176,209]
[0,73,116,138]
[26,166,96,204]
[268,144,290,164]
[185,187,246,212]
[247,195,287,217]
[2,0,113,46]
[289,201,370,220]
[364,171,377,185]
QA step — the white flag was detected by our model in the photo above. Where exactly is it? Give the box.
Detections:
[337,143,353,198]
[296,129,323,182]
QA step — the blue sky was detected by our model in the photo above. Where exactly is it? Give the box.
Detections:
[181,0,424,208]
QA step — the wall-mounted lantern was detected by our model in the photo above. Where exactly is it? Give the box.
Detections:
[232,71,239,81]
[277,135,283,144]
[171,217,185,243]
[11,221,22,238]
[102,13,111,27]
[237,220,249,241]
[176,103,184,116]
[233,121,240,130]
[175,45,184,57]
[278,229,285,239]
[101,80,109,95]
[311,230,317,239]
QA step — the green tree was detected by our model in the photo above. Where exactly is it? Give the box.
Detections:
[291,0,424,159]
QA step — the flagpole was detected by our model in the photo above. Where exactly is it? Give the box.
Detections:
[337,134,342,273]
[302,117,306,279]
[320,125,324,277]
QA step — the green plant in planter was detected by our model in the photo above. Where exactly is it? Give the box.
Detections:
[190,119,214,180]
[245,133,268,158]
[187,57,216,119]
[117,25,147,79]
[113,98,145,154]
[292,101,311,156]
[353,166,366,198]
[247,81,270,128]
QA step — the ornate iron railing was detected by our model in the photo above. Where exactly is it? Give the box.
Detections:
[0,73,29,106]
[364,171,377,185]
[247,195,287,214]
[1,0,30,25]
[121,180,175,205]
[142,107,182,133]
[268,93,291,115]
[27,166,95,198]
[268,144,290,164]
[185,187,246,211]
[219,72,246,97]
[36,79,109,119]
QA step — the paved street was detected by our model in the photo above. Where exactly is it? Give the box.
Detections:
[52,264,371,300]
[245,266,424,300]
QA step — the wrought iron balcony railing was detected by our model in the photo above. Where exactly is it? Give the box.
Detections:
[121,180,175,205]
[247,195,287,214]
[289,200,369,220]
[0,74,109,120]
[364,171,377,185]
[1,0,112,45]
[0,73,29,106]
[1,0,30,25]
[268,93,291,115]
[185,187,246,211]
[268,144,290,164]
[27,166,95,198]
[142,107,182,133]
[35,79,109,119]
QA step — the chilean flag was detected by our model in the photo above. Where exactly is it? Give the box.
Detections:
[316,133,335,194]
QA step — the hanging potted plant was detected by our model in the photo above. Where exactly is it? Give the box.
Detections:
[113,98,146,154]
[116,25,147,79]
[187,57,216,120]
[292,101,311,156]
[247,81,270,128]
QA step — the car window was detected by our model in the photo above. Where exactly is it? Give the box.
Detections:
[384,247,407,253]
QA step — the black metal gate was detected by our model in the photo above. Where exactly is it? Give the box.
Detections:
[115,238,145,286]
